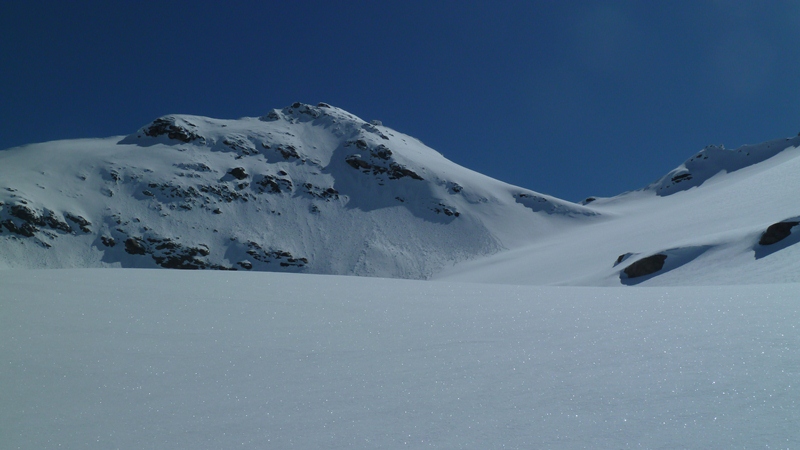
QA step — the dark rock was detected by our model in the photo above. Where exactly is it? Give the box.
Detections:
[65,213,92,233]
[10,204,43,226]
[124,237,147,255]
[101,236,116,247]
[346,155,371,170]
[285,103,321,119]
[43,211,72,233]
[623,254,667,278]
[260,110,281,121]
[759,221,800,246]
[144,117,202,143]
[238,260,253,270]
[255,175,293,194]
[229,167,248,180]
[245,241,308,268]
[276,145,300,160]
[614,253,633,267]
[303,183,339,201]
[153,255,202,270]
[388,163,423,180]
[670,173,693,184]
[222,136,257,155]
[2,220,37,237]
[432,203,460,217]
[371,145,392,160]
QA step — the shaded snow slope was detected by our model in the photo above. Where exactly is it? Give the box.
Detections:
[2,269,798,448]
[438,137,800,286]
[0,103,594,278]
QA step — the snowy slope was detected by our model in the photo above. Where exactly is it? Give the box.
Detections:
[3,269,798,448]
[0,103,594,278]
[438,134,800,286]
[3,102,800,286]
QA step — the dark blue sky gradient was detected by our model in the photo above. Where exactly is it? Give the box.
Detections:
[2,1,799,201]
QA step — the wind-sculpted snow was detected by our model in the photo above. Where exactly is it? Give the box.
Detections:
[0,103,592,277]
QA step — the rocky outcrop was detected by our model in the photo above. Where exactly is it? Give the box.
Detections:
[124,237,147,255]
[254,174,293,194]
[228,167,248,180]
[245,241,308,268]
[123,234,229,270]
[148,238,211,270]
[623,254,667,278]
[302,183,339,201]
[345,140,423,181]
[759,220,800,246]
[143,117,204,143]
[1,203,89,237]
[431,203,460,217]
[222,135,257,155]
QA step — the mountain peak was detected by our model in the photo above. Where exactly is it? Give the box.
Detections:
[646,135,800,196]
[0,103,591,277]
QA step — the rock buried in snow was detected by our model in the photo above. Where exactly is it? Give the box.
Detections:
[623,254,667,278]
[758,220,800,246]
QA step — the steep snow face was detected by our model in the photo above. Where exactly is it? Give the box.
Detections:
[0,103,595,277]
[439,137,800,286]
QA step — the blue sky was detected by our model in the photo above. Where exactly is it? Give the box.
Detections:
[2,1,799,202]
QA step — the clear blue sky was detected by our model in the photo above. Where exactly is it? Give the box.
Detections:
[2,1,799,202]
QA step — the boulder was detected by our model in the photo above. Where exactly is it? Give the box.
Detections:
[229,167,248,180]
[124,237,147,255]
[758,221,800,246]
[623,254,667,278]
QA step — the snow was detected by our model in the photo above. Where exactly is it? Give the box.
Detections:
[437,137,800,286]
[0,103,587,278]
[2,269,798,448]
[4,103,800,447]
[5,103,799,286]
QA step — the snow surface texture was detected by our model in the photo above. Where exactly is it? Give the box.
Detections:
[2,269,798,449]
[0,102,590,279]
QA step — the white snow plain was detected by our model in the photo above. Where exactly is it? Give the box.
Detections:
[2,269,798,448]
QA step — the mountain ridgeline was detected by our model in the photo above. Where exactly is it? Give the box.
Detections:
[0,102,594,278]
[1,102,799,285]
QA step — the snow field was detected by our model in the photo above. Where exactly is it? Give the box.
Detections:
[2,269,798,448]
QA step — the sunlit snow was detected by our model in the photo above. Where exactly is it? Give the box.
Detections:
[3,105,800,448]
[2,270,798,448]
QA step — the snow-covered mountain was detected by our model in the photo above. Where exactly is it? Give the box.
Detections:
[2,102,799,285]
[0,102,593,278]
[5,107,800,447]
[439,133,800,285]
